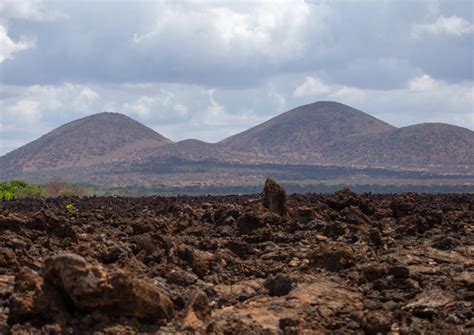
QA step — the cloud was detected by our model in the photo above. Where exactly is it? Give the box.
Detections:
[132,1,312,62]
[121,90,189,121]
[408,74,438,91]
[294,76,331,97]
[0,1,472,154]
[292,74,473,129]
[412,15,474,37]
[1,72,473,156]
[0,25,35,62]
[71,87,99,113]
[0,0,64,21]
[4,99,40,124]
[0,0,472,86]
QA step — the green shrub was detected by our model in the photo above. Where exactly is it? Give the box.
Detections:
[0,180,47,200]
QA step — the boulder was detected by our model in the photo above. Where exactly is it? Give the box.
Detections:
[9,253,174,324]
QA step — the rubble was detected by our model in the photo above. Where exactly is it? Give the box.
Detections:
[0,188,472,333]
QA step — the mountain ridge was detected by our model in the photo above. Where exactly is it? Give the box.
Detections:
[1,101,473,183]
[0,112,173,172]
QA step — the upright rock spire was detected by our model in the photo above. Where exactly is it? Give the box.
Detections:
[262,178,288,216]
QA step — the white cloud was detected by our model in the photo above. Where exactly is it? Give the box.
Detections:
[0,0,64,21]
[0,83,103,127]
[294,76,331,97]
[268,90,286,112]
[293,76,366,101]
[173,104,188,116]
[72,87,100,113]
[408,74,438,91]
[329,86,366,102]
[4,99,41,125]
[292,74,473,129]
[206,89,225,122]
[121,90,188,120]
[122,96,156,119]
[132,1,315,62]
[0,25,35,62]
[412,15,474,37]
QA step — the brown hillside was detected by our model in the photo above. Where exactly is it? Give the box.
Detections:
[0,112,172,172]
[326,123,474,167]
[219,101,395,159]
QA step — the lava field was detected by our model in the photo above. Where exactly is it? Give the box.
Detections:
[0,180,472,334]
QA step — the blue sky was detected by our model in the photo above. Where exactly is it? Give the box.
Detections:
[0,0,473,155]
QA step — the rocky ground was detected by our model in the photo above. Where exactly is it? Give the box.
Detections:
[0,179,472,334]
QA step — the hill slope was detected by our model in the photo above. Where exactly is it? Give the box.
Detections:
[326,122,474,167]
[0,112,173,172]
[219,101,395,160]
[1,102,473,186]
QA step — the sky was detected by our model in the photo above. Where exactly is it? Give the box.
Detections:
[0,0,473,155]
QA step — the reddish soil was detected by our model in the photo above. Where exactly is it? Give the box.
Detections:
[0,181,472,334]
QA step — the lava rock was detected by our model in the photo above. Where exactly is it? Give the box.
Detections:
[237,212,264,234]
[0,248,19,274]
[8,267,69,325]
[166,269,198,287]
[262,179,288,216]
[390,194,416,218]
[368,228,383,247]
[182,289,211,332]
[312,243,354,272]
[264,273,293,296]
[12,253,175,322]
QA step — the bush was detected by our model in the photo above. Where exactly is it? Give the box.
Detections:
[0,180,47,200]
[44,180,89,198]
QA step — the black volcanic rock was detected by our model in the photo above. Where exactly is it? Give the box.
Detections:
[263,179,288,216]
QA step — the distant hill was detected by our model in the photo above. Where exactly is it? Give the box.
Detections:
[220,102,395,161]
[1,102,473,189]
[326,122,474,167]
[0,112,172,172]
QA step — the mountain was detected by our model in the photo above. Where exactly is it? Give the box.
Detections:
[326,122,474,167]
[1,102,473,190]
[219,101,395,162]
[0,112,172,173]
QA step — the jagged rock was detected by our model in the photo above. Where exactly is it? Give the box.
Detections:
[368,228,383,247]
[8,267,69,325]
[1,191,471,333]
[43,253,174,321]
[0,275,14,298]
[405,289,455,319]
[166,268,198,287]
[341,206,371,225]
[327,188,374,214]
[312,243,354,272]
[213,280,261,304]
[0,248,19,274]
[9,254,174,324]
[182,289,211,331]
[358,310,393,335]
[263,179,288,216]
[0,213,26,232]
[390,193,416,218]
[237,212,264,234]
[264,273,293,297]
[431,235,458,250]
